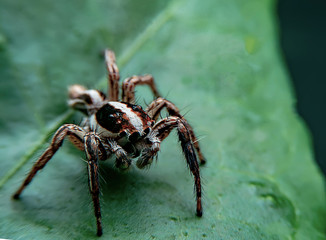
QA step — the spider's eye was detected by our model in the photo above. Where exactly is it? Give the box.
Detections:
[119,130,127,138]
[142,127,151,137]
[131,104,142,111]
[129,131,141,142]
[144,127,150,135]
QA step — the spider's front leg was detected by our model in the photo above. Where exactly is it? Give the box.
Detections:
[84,133,105,236]
[146,97,206,164]
[12,124,86,199]
[138,116,203,217]
[84,136,131,235]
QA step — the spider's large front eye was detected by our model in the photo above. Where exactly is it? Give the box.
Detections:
[96,104,123,133]
[129,131,141,142]
[143,127,150,136]
[130,104,143,111]
[119,130,127,138]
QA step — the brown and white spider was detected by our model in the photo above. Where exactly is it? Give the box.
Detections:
[12,49,206,236]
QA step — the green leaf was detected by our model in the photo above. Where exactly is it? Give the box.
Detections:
[0,0,325,239]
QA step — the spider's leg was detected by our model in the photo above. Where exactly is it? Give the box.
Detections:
[105,49,120,101]
[146,97,206,164]
[68,85,106,116]
[84,133,103,236]
[139,116,203,217]
[176,118,203,217]
[122,75,160,103]
[12,124,86,199]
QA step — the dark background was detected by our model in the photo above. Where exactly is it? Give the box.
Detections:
[278,0,326,176]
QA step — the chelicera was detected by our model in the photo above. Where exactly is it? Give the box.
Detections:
[12,49,206,236]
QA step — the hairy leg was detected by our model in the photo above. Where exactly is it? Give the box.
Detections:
[122,75,160,103]
[68,85,106,115]
[146,97,206,164]
[83,136,131,235]
[12,124,86,199]
[138,116,203,216]
[84,133,104,236]
[105,49,120,101]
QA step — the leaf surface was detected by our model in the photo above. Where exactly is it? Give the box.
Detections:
[0,0,325,239]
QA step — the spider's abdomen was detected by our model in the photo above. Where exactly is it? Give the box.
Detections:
[90,102,153,141]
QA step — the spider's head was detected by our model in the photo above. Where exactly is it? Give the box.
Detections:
[68,84,106,115]
[93,102,154,142]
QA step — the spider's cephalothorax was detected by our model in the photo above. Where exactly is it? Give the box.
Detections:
[12,49,206,236]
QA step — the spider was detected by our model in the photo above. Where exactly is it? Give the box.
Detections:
[12,49,206,236]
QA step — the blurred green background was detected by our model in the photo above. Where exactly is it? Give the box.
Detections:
[278,0,326,176]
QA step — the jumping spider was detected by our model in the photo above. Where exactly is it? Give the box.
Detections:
[12,49,206,236]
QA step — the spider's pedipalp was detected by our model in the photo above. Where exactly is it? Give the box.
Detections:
[12,124,86,199]
[105,139,131,170]
[136,136,160,169]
